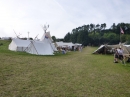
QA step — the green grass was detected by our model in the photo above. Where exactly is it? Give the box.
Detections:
[0,40,130,97]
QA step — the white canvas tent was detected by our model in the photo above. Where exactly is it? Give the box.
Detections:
[56,41,83,51]
[56,41,75,48]
[8,38,30,51]
[25,40,54,55]
[124,45,130,53]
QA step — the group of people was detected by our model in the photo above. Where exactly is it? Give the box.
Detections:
[114,47,124,63]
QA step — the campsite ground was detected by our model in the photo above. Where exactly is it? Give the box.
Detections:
[0,40,130,97]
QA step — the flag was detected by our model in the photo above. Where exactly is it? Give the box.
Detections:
[120,27,124,34]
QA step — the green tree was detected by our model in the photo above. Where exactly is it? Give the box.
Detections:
[64,32,71,42]
[90,23,95,32]
[52,36,56,42]
[125,35,130,44]
[103,23,106,29]
[103,32,118,44]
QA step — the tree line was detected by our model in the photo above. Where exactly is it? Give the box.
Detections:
[60,23,130,46]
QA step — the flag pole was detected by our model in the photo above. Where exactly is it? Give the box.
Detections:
[120,26,122,44]
[120,26,125,44]
[120,30,121,43]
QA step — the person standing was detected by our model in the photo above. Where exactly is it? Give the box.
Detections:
[114,48,119,63]
[118,47,124,63]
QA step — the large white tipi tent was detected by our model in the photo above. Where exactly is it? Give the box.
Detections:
[25,40,54,55]
[25,31,57,55]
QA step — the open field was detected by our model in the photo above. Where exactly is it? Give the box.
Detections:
[0,40,130,97]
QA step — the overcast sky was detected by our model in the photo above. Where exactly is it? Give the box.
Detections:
[0,0,130,39]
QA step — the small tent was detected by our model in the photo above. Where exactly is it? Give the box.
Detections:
[93,44,130,56]
[8,38,30,51]
[56,41,75,48]
[93,45,107,54]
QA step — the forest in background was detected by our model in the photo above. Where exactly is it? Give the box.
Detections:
[58,23,130,46]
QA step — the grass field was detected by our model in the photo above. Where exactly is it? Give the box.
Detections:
[0,40,130,97]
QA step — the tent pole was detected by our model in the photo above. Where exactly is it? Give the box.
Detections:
[31,41,39,55]
[47,38,55,52]
[24,42,31,52]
